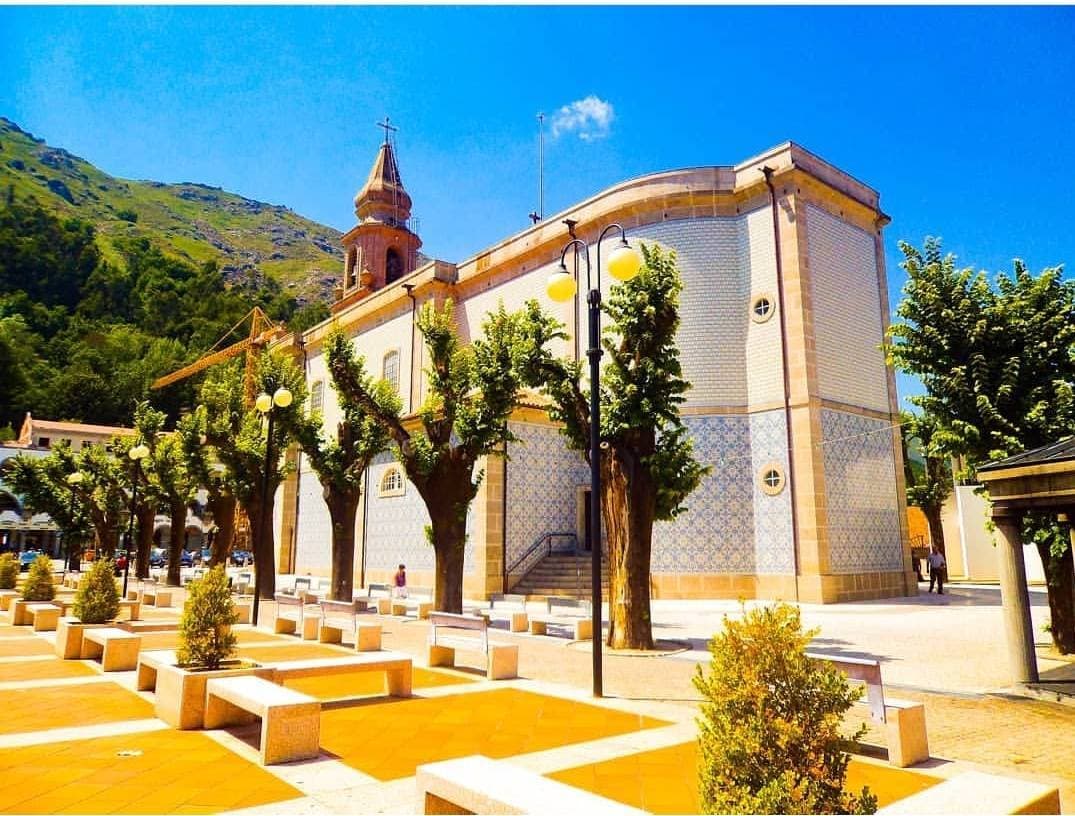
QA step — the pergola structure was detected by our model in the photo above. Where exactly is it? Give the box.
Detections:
[977,437,1075,685]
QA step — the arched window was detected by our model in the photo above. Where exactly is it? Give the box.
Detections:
[382,349,400,393]
[346,248,358,288]
[385,247,404,284]
[379,467,405,497]
[309,380,324,415]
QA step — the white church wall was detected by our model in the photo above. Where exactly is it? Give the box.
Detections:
[806,204,890,413]
[293,465,333,575]
[743,207,785,408]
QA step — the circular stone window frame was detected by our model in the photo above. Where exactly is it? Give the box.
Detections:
[750,293,776,324]
[759,462,786,496]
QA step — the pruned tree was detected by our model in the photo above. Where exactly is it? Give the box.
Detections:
[519,244,709,649]
[328,300,532,613]
[199,352,306,599]
[283,330,393,601]
[59,442,128,557]
[900,411,954,556]
[177,406,238,567]
[888,237,1075,653]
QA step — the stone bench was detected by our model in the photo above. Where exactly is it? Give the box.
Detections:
[264,651,413,698]
[528,598,592,640]
[416,755,646,815]
[0,589,18,611]
[272,593,319,639]
[204,675,321,766]
[390,587,433,619]
[81,627,141,671]
[877,770,1060,814]
[142,585,174,608]
[50,597,141,623]
[428,612,518,680]
[318,599,381,651]
[356,583,393,615]
[474,593,529,633]
[807,653,928,768]
[30,603,62,631]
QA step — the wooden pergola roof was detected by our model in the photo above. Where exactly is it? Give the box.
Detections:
[977,436,1075,512]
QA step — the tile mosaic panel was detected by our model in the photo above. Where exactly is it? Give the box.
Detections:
[749,411,794,573]
[821,409,904,573]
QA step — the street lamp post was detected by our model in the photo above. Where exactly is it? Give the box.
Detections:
[123,444,150,598]
[545,224,640,698]
[252,387,293,627]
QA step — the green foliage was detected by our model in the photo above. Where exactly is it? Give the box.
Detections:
[177,566,238,670]
[116,208,138,223]
[72,557,119,624]
[694,604,877,815]
[0,553,18,589]
[900,411,953,514]
[3,445,93,548]
[21,554,55,602]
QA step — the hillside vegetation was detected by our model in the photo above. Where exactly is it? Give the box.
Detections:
[0,117,342,302]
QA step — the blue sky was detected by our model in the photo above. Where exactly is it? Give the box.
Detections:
[2,6,1074,405]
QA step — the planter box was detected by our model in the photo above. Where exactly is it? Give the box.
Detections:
[0,590,18,611]
[153,659,272,730]
[55,617,115,659]
[10,598,55,626]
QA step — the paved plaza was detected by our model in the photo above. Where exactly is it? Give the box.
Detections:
[0,575,1073,814]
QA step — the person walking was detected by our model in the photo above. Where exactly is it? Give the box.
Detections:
[927,546,947,595]
[393,563,408,598]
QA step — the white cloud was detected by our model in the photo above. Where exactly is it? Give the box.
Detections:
[550,95,615,142]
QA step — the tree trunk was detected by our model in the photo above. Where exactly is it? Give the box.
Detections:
[244,491,277,599]
[165,499,186,587]
[602,448,656,650]
[135,504,155,579]
[207,493,236,566]
[1036,538,1075,655]
[428,503,467,613]
[326,493,361,601]
[924,503,946,556]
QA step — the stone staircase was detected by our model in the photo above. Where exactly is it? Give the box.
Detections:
[509,553,609,600]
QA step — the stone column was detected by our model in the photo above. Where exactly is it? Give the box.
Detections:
[992,506,1038,684]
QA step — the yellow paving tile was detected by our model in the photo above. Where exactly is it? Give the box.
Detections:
[0,730,301,814]
[0,627,39,638]
[546,741,942,813]
[238,643,348,662]
[0,682,154,735]
[0,638,53,657]
[282,666,476,700]
[0,657,97,683]
[319,688,668,781]
[135,628,280,651]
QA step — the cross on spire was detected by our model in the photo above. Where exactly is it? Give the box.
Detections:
[376,117,398,145]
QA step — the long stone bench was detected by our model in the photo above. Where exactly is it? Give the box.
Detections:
[30,603,62,631]
[475,594,529,633]
[356,582,393,615]
[318,599,381,651]
[50,597,141,623]
[141,584,174,608]
[263,651,413,697]
[878,770,1059,814]
[391,587,433,620]
[81,627,141,671]
[204,675,321,765]
[528,598,592,640]
[272,593,319,639]
[416,755,646,815]
[428,612,518,680]
[0,589,18,611]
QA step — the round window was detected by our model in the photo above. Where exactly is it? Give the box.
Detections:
[751,294,775,323]
[759,464,785,496]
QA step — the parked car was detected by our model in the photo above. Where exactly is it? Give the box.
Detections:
[176,550,193,568]
[18,550,40,571]
[230,549,254,566]
[200,547,212,565]
[148,548,166,568]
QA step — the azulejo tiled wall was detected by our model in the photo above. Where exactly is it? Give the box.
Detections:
[651,411,792,574]
[294,466,332,573]
[363,451,475,575]
[821,409,904,573]
[504,421,590,570]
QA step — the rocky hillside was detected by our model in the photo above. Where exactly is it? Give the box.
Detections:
[0,117,341,302]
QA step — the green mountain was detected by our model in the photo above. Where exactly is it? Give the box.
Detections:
[0,117,341,302]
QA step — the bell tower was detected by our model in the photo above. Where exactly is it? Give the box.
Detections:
[335,119,422,310]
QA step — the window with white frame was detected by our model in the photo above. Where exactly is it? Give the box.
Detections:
[379,466,405,497]
[382,349,400,393]
[309,380,324,415]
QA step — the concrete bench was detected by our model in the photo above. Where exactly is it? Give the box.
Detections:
[204,675,321,765]
[416,755,646,815]
[141,583,174,608]
[475,593,529,633]
[136,649,177,692]
[51,597,141,622]
[358,582,393,615]
[231,572,254,596]
[391,586,433,619]
[878,770,1059,814]
[528,598,592,640]
[264,651,413,697]
[272,593,320,639]
[318,599,381,651]
[429,612,518,680]
[30,603,62,631]
[81,627,142,671]
[0,589,18,611]
[807,653,928,768]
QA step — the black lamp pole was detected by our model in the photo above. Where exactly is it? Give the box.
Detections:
[558,223,630,699]
[252,410,275,628]
[122,463,140,598]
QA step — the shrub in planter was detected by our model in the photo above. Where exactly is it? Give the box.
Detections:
[178,565,238,670]
[21,554,55,602]
[73,558,119,624]
[0,553,17,590]
[694,603,877,815]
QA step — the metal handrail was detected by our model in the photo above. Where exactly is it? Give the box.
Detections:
[506,531,578,586]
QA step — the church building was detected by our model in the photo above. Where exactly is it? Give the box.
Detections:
[273,135,915,604]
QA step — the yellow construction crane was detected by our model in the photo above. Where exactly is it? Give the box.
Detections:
[151,306,286,404]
